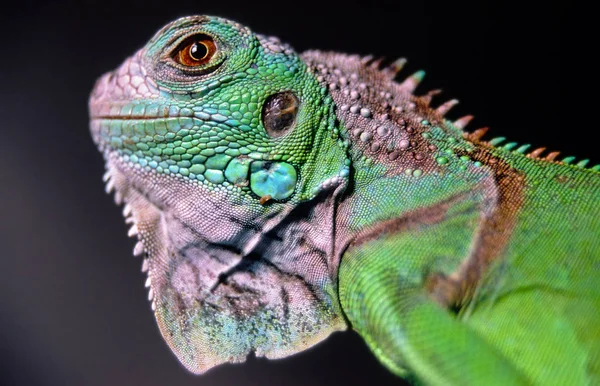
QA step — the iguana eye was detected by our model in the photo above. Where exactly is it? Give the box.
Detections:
[173,35,217,67]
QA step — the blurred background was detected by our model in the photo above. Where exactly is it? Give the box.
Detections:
[0,0,580,385]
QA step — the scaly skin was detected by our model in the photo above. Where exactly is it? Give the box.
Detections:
[89,16,600,385]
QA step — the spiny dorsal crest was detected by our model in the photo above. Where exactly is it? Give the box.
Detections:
[464,129,600,171]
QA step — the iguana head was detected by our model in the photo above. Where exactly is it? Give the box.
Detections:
[89,16,349,373]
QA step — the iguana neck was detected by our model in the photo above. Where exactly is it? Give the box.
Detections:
[301,51,530,309]
[301,51,486,229]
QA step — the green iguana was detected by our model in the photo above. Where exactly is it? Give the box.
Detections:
[89,15,600,385]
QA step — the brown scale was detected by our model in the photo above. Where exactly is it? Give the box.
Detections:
[301,51,458,176]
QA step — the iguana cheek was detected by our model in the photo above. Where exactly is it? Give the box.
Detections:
[249,161,297,200]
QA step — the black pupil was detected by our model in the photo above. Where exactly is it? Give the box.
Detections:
[190,42,208,61]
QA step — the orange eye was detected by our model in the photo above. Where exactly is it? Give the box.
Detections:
[174,35,217,67]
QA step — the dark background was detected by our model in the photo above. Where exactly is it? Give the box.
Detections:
[0,1,581,385]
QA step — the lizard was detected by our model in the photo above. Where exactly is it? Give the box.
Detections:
[89,15,600,385]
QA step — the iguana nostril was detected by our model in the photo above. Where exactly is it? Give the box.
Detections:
[261,91,299,137]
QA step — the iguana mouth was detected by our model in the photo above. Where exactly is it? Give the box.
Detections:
[89,105,196,121]
[91,116,177,121]
[89,106,196,121]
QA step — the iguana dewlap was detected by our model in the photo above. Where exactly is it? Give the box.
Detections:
[89,15,600,385]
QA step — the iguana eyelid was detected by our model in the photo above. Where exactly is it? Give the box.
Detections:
[161,30,226,75]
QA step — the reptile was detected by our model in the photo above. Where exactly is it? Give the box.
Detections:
[89,15,600,385]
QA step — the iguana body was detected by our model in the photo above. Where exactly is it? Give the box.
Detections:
[89,16,600,385]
